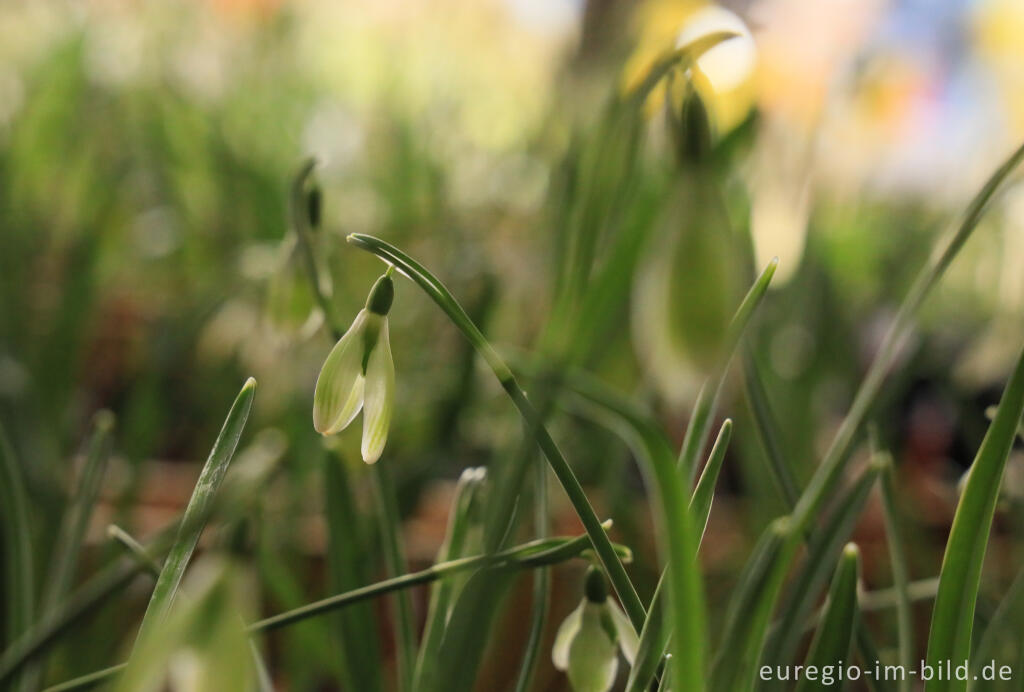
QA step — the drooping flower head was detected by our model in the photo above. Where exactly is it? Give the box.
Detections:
[552,566,638,692]
[313,269,396,463]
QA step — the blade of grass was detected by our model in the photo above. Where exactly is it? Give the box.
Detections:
[0,442,276,686]
[38,411,115,612]
[435,566,518,692]
[679,258,778,484]
[22,411,115,687]
[860,577,940,612]
[111,524,274,692]
[46,530,625,692]
[44,663,127,692]
[925,345,1024,692]
[854,618,897,692]
[0,424,33,690]
[709,518,796,692]
[557,375,708,691]
[324,455,383,692]
[107,525,161,576]
[969,565,1024,688]
[763,459,882,676]
[513,459,550,692]
[743,350,801,507]
[624,419,732,692]
[369,463,417,692]
[413,468,487,691]
[790,141,1024,536]
[132,377,256,648]
[794,544,861,692]
[691,419,733,541]
[346,233,647,632]
[251,530,629,633]
[877,451,914,692]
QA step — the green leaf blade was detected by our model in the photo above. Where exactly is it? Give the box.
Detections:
[794,544,861,692]
[925,346,1024,692]
[133,377,257,648]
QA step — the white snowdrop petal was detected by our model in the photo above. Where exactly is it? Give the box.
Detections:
[313,310,369,434]
[360,318,394,463]
[567,603,620,692]
[552,601,585,672]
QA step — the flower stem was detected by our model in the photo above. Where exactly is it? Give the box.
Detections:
[346,232,648,632]
[369,463,417,692]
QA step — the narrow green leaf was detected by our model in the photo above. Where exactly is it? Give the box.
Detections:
[41,411,115,613]
[324,455,383,692]
[560,374,708,691]
[42,530,626,691]
[794,544,861,692]
[133,378,257,647]
[250,530,626,632]
[107,525,161,577]
[23,411,116,688]
[878,452,914,692]
[969,565,1024,689]
[117,560,255,692]
[679,258,778,484]
[743,350,801,507]
[925,345,1024,692]
[624,419,732,692]
[0,438,276,687]
[691,419,733,541]
[0,424,33,687]
[764,460,881,675]
[791,141,1024,534]
[369,463,417,692]
[710,518,796,692]
[413,467,486,691]
[513,461,550,692]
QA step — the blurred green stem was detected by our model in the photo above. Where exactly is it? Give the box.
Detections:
[369,464,417,692]
[107,525,161,576]
[513,459,550,692]
[0,425,34,692]
[346,232,648,632]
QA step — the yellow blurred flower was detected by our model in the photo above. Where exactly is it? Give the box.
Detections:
[623,1,757,133]
[972,0,1024,136]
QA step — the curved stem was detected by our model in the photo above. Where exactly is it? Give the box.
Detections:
[43,532,621,692]
[346,232,647,632]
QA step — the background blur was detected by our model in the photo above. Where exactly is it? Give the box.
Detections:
[1,0,1023,689]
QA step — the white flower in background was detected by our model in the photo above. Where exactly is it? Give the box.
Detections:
[313,270,395,463]
[552,566,639,692]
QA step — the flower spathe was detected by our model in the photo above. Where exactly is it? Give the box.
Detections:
[552,567,639,692]
[313,272,395,463]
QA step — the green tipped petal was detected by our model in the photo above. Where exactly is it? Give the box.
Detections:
[361,318,394,463]
[553,601,585,672]
[608,600,638,665]
[314,310,369,435]
[568,602,619,692]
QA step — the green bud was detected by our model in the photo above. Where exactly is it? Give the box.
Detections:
[584,566,608,604]
[366,274,394,316]
[672,80,714,166]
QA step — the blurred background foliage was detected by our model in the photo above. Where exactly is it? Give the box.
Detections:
[1,0,1023,689]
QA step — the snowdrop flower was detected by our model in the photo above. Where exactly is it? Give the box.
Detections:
[552,566,639,692]
[313,270,395,463]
